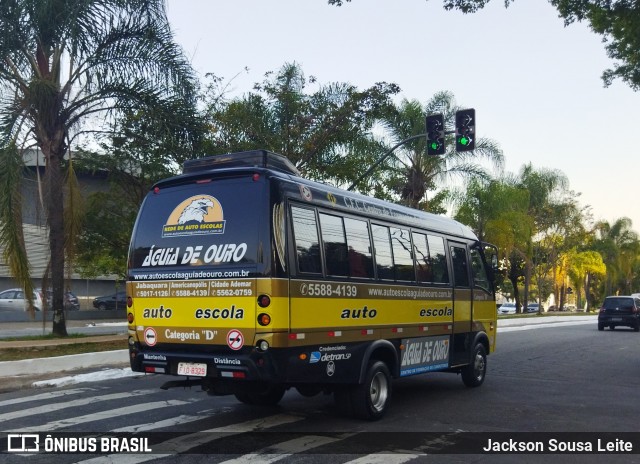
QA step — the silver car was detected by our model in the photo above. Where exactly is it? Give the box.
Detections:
[498,302,517,315]
[0,288,44,311]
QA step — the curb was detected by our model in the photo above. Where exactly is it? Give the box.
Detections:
[0,350,130,393]
[0,349,129,376]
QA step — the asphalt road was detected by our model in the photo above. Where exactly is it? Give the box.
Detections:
[2,318,640,463]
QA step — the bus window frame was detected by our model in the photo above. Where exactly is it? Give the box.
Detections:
[289,204,324,276]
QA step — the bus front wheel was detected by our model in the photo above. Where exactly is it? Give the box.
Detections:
[461,343,487,388]
[349,360,392,421]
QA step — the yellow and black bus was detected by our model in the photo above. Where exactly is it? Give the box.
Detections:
[127,150,498,420]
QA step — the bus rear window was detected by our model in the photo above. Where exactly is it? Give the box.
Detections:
[129,177,263,276]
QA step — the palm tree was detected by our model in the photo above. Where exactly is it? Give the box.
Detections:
[373,91,503,211]
[594,218,640,295]
[0,0,199,335]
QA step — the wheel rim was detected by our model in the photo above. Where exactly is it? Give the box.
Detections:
[474,352,486,382]
[369,371,388,412]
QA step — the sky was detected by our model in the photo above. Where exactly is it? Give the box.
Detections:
[165,0,639,234]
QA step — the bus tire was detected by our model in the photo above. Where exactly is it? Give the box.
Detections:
[234,392,253,404]
[461,343,487,388]
[350,360,391,421]
[296,385,322,397]
[234,385,286,406]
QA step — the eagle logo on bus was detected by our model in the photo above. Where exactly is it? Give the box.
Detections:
[162,195,226,237]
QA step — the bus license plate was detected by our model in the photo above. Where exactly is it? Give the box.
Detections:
[177,362,207,377]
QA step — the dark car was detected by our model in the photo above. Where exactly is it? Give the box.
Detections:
[525,303,544,313]
[93,291,127,310]
[598,296,640,331]
[39,289,80,311]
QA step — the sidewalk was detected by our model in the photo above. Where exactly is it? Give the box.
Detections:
[0,320,129,393]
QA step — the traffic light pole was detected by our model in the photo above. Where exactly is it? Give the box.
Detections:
[346,133,426,191]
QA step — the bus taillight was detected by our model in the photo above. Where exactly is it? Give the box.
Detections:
[258,313,271,326]
[257,294,271,307]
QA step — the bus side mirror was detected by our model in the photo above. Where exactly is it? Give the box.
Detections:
[483,243,499,280]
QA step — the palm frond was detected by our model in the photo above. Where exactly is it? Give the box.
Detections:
[0,142,35,315]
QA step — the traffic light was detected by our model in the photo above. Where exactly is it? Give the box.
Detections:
[425,113,445,155]
[455,108,475,151]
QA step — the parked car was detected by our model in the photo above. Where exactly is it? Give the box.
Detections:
[93,291,127,310]
[498,302,517,315]
[525,303,544,313]
[0,288,44,311]
[37,288,81,311]
[598,296,640,331]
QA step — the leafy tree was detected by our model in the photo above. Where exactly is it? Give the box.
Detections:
[204,62,399,186]
[368,92,503,212]
[594,217,640,295]
[328,0,640,90]
[513,164,573,310]
[565,249,606,311]
[76,102,206,281]
[455,177,531,309]
[0,0,199,335]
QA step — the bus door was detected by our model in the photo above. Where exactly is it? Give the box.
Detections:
[469,244,497,352]
[448,242,472,366]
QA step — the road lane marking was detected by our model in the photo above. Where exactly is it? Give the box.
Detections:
[218,434,346,464]
[0,389,155,423]
[72,414,304,464]
[346,453,422,463]
[9,399,190,432]
[111,410,218,432]
[0,388,93,407]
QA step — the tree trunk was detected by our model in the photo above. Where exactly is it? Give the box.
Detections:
[583,273,591,312]
[508,259,521,312]
[523,259,531,313]
[42,138,68,337]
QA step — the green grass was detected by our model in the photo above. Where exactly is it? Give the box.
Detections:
[1,333,89,342]
[0,338,127,362]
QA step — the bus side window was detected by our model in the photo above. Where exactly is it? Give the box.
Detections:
[470,247,490,292]
[390,227,414,282]
[319,213,349,277]
[412,232,433,283]
[450,245,470,288]
[291,206,322,274]
[427,235,449,284]
[344,218,374,279]
[371,224,394,280]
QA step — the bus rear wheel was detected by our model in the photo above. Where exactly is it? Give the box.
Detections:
[234,385,286,406]
[461,343,487,388]
[348,360,392,421]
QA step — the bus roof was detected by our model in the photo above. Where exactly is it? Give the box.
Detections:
[154,150,478,242]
